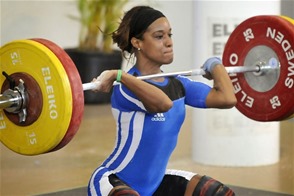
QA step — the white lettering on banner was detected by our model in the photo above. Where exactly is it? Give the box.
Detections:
[211,23,236,55]
[208,18,240,56]
[0,111,7,130]
[213,23,234,37]
[41,67,58,119]
[212,42,226,56]
[266,27,294,89]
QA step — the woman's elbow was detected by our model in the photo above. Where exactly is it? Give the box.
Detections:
[156,99,173,112]
[162,99,173,111]
[146,99,173,113]
[223,95,237,108]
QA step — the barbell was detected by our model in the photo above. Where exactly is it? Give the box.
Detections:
[1,15,294,155]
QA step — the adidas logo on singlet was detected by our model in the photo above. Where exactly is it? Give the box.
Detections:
[151,113,166,121]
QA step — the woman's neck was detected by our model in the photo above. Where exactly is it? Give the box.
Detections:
[134,61,165,82]
[135,60,162,76]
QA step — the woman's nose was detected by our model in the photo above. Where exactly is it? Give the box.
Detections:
[165,36,173,47]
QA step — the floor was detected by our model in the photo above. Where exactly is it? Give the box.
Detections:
[39,185,291,196]
[1,104,293,196]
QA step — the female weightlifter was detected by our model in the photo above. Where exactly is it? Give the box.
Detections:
[88,5,237,196]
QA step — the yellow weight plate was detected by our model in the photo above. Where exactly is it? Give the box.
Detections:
[0,39,73,155]
[31,38,84,153]
[280,15,294,24]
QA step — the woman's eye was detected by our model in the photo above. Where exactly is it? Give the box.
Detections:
[154,33,172,39]
[155,35,163,39]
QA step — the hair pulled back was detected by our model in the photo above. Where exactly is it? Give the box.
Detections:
[112,6,165,54]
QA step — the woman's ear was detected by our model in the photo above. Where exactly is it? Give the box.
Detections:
[131,37,141,50]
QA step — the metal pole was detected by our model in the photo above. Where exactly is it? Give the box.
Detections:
[82,64,276,91]
[0,94,21,109]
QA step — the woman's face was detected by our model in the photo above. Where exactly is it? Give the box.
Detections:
[139,17,173,65]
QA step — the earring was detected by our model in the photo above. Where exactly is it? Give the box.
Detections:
[138,48,141,51]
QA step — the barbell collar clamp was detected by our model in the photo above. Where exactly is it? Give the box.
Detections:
[0,79,28,123]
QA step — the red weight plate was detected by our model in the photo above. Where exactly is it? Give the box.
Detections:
[31,38,84,152]
[223,15,294,121]
[279,15,294,120]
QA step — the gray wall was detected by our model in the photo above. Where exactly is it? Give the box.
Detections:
[281,0,294,17]
[0,1,194,73]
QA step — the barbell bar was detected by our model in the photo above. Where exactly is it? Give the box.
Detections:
[81,63,278,91]
[0,93,20,110]
[1,15,294,156]
[0,64,277,111]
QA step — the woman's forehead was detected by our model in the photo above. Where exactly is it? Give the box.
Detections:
[146,17,172,33]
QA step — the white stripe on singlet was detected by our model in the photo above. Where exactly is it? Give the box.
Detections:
[113,111,145,172]
[89,167,113,196]
[119,84,146,110]
[105,109,133,168]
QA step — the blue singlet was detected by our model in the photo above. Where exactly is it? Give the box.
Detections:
[88,67,211,196]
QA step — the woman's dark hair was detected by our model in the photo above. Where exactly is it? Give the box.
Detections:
[112,6,165,54]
